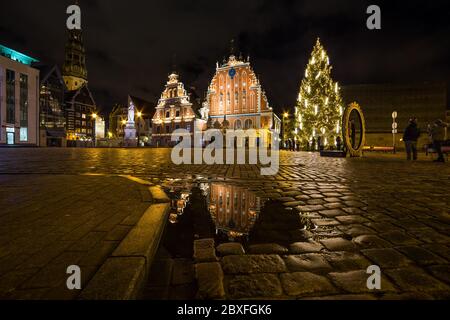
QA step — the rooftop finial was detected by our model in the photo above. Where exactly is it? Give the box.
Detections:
[230,39,235,55]
[171,53,177,74]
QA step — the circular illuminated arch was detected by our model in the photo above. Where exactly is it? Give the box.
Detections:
[342,102,366,157]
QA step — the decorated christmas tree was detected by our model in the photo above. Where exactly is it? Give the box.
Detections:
[295,38,343,148]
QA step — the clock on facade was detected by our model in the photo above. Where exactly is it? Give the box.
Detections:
[229,68,236,79]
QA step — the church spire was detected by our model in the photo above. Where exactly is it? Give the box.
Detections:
[63,1,88,91]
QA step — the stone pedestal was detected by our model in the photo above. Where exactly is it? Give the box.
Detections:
[124,123,137,147]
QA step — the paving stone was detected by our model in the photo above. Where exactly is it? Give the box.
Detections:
[226,273,282,299]
[280,272,337,297]
[324,251,372,271]
[279,197,296,202]
[299,205,326,212]
[336,215,369,225]
[221,255,286,274]
[194,239,218,263]
[380,292,435,300]
[307,199,326,205]
[248,244,289,255]
[283,201,306,207]
[396,246,447,266]
[216,243,245,256]
[352,235,393,249]
[361,248,414,268]
[147,258,174,287]
[195,262,225,299]
[329,270,396,293]
[318,209,346,217]
[421,244,450,261]
[338,225,376,236]
[342,207,366,215]
[284,254,332,272]
[320,238,358,251]
[412,229,450,244]
[428,265,450,285]
[379,231,421,246]
[385,267,450,293]
[324,202,345,209]
[289,241,324,254]
[80,257,146,300]
[171,259,195,286]
[311,218,340,227]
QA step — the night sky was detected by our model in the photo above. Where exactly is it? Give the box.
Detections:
[1,0,449,115]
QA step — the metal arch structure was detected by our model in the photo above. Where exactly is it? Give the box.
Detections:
[342,102,366,157]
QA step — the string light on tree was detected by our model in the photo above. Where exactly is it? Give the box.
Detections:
[295,38,343,147]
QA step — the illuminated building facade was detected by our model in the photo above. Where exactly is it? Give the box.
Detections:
[205,52,281,147]
[0,44,40,146]
[208,183,261,240]
[37,65,67,147]
[152,72,198,147]
[62,2,97,146]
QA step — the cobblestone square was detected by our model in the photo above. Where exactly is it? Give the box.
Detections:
[0,148,449,300]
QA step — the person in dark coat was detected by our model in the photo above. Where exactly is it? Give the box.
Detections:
[403,118,421,161]
[336,136,342,151]
[350,120,356,148]
[430,119,449,162]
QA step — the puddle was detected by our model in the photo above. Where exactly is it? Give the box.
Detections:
[160,177,313,258]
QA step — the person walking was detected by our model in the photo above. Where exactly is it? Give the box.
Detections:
[336,136,342,151]
[430,119,449,162]
[317,136,322,152]
[403,118,420,161]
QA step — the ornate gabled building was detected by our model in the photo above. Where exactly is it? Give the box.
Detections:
[152,72,201,147]
[205,51,281,147]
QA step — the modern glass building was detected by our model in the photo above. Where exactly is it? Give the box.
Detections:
[0,44,40,146]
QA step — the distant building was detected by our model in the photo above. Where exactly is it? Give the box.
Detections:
[95,116,105,140]
[65,84,97,146]
[36,64,67,147]
[129,95,155,146]
[152,72,201,147]
[0,44,40,146]
[205,51,281,147]
[109,103,128,139]
[341,83,447,148]
[62,2,97,146]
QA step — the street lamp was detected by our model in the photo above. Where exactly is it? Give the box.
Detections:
[121,119,127,146]
[282,112,289,149]
[137,111,143,147]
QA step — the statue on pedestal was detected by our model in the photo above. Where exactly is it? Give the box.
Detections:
[127,102,135,124]
[124,100,137,146]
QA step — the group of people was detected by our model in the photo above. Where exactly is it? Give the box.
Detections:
[403,117,449,162]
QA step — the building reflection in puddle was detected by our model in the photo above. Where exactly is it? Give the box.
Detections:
[162,178,309,250]
[207,183,263,242]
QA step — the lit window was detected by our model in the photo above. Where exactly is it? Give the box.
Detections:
[20,128,28,142]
